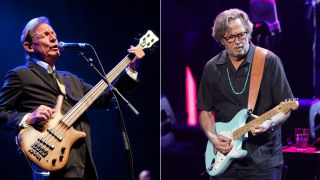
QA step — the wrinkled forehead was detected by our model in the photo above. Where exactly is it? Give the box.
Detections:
[32,23,55,34]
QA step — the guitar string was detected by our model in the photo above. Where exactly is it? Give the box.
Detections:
[61,56,130,127]
[233,109,275,139]
[232,102,294,140]
[43,57,129,146]
[41,57,129,149]
[209,102,296,175]
[40,74,108,146]
[232,106,280,140]
[40,56,130,149]
[27,32,157,166]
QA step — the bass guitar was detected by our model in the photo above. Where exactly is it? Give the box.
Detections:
[17,30,159,171]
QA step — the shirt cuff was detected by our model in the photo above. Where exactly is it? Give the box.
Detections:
[125,67,138,80]
[19,113,30,128]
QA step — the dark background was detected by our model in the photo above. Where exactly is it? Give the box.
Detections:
[162,0,320,179]
[0,0,159,179]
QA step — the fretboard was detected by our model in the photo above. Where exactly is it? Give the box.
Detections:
[232,105,280,140]
[61,56,131,127]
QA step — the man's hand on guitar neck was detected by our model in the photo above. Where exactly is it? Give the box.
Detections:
[250,112,291,136]
[127,46,145,72]
[208,133,233,155]
[249,114,270,136]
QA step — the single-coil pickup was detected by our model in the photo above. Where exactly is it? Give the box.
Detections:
[47,128,63,141]
[38,138,55,150]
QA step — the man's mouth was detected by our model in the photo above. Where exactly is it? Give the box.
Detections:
[235,46,243,50]
[50,45,59,50]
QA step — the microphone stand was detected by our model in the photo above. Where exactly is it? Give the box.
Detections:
[79,51,137,180]
[79,51,139,115]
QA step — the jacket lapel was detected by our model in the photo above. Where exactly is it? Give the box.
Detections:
[27,60,60,94]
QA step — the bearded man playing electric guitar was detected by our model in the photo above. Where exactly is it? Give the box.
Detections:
[197,9,294,180]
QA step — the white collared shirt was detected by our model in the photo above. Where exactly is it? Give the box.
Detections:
[31,58,56,73]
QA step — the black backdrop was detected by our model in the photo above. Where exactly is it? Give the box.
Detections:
[0,0,159,179]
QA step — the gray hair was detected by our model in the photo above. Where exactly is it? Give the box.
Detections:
[21,16,50,44]
[21,16,51,59]
[212,9,253,43]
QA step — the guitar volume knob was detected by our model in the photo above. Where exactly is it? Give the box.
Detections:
[61,147,66,154]
[59,155,64,162]
[52,158,57,166]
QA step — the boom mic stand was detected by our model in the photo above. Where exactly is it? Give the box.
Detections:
[79,49,138,180]
[79,51,139,115]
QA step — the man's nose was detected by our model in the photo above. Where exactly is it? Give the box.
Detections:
[234,37,241,44]
[49,35,57,42]
[235,36,240,43]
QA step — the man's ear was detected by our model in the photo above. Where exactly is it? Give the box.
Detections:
[220,40,225,46]
[23,42,34,53]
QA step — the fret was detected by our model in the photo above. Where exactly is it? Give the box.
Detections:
[232,100,298,140]
[62,56,131,127]
[18,30,159,172]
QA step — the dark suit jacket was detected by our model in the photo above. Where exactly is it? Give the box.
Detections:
[0,60,137,179]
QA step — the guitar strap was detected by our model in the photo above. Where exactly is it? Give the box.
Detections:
[247,46,267,111]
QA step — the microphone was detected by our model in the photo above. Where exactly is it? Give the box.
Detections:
[58,41,89,51]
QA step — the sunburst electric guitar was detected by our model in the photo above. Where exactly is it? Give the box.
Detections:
[205,98,299,176]
[17,30,159,171]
